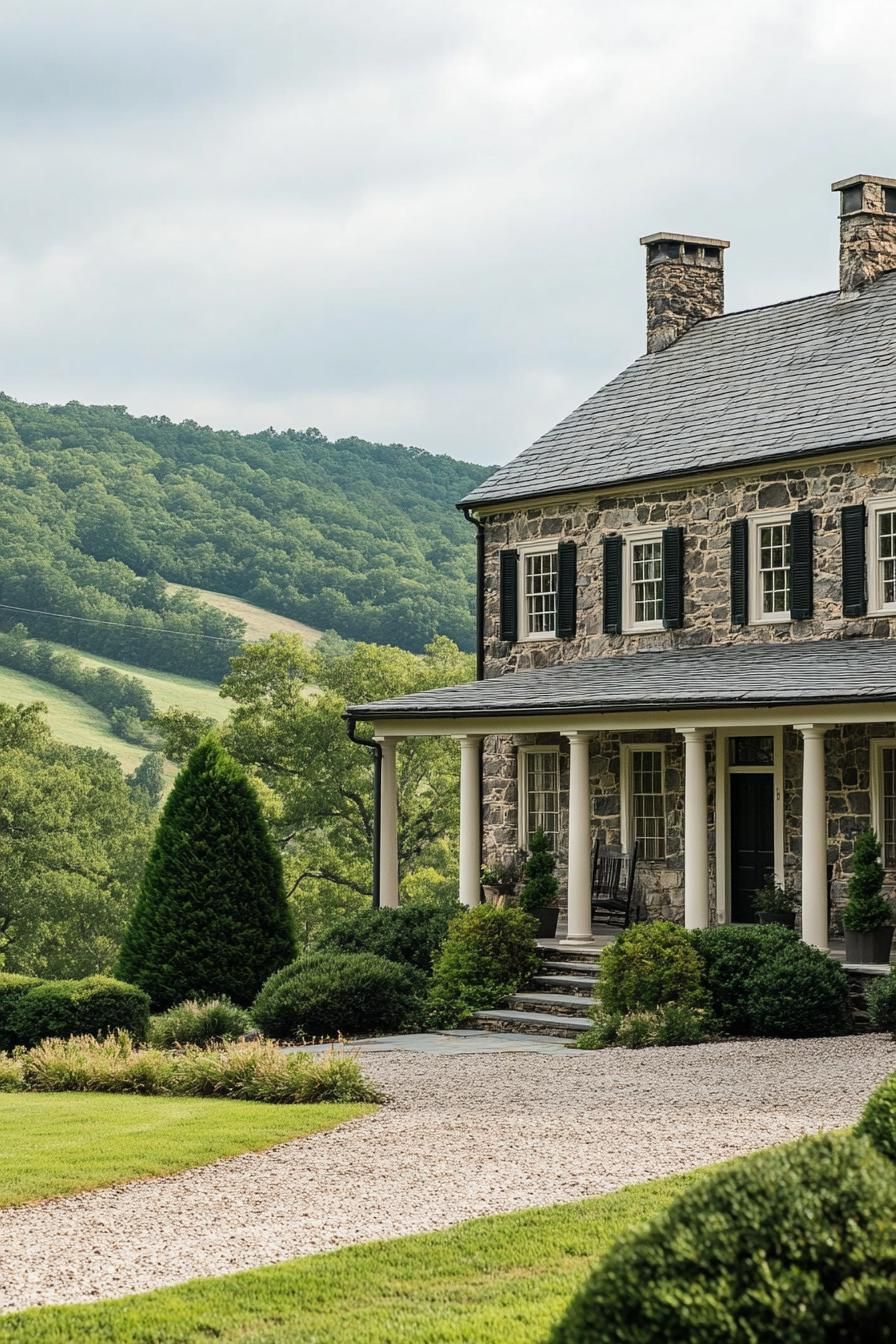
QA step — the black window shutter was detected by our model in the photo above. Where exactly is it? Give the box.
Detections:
[790,509,814,620]
[602,536,623,634]
[499,549,518,642]
[841,504,867,617]
[730,519,748,626]
[557,540,577,639]
[661,526,684,629]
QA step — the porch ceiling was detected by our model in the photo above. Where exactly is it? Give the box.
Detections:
[348,637,896,723]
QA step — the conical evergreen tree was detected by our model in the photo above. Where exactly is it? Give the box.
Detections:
[117,735,295,1008]
[519,828,558,914]
[843,828,893,933]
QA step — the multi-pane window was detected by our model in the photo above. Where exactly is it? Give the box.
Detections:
[756,520,791,617]
[877,510,896,608]
[631,538,664,625]
[520,748,560,848]
[523,550,558,636]
[874,743,896,869]
[629,748,666,861]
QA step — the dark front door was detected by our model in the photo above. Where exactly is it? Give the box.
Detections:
[730,773,775,923]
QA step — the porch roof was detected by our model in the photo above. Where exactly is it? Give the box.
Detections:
[348,637,896,722]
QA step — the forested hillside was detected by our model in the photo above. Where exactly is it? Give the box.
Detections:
[0,396,488,670]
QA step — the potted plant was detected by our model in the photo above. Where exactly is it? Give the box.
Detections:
[753,878,799,929]
[519,828,560,938]
[843,828,895,964]
[480,854,523,907]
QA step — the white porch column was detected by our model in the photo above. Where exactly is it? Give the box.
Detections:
[376,737,401,908]
[795,723,829,950]
[563,731,594,941]
[679,728,710,930]
[457,734,483,908]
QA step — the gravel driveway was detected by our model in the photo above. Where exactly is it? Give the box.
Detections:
[3,1034,895,1312]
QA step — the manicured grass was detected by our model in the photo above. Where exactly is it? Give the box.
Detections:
[0,665,146,773]
[168,581,321,644]
[0,1093,371,1209]
[0,1171,693,1342]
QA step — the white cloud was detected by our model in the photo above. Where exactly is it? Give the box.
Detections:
[0,0,893,463]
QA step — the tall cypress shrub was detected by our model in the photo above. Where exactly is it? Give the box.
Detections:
[117,735,295,1008]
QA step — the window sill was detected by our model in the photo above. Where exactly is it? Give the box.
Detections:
[622,623,665,635]
[749,614,791,627]
[517,633,560,644]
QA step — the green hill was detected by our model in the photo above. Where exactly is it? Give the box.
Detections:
[0,396,489,676]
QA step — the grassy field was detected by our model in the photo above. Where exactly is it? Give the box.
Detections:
[0,664,147,774]
[45,642,230,720]
[0,1093,372,1209]
[168,582,322,644]
[0,1171,693,1342]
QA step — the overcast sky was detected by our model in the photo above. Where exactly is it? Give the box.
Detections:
[0,1,893,466]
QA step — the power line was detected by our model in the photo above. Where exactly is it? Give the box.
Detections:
[0,601,245,643]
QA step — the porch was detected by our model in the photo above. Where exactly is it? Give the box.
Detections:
[347,638,896,954]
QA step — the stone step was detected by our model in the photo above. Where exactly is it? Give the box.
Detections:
[536,959,601,977]
[531,974,597,996]
[509,991,597,1017]
[538,944,603,966]
[472,1008,591,1039]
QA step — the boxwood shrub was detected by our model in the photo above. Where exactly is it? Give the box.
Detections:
[252,950,422,1041]
[598,921,706,1017]
[857,1071,896,1165]
[426,904,538,1028]
[550,1133,896,1343]
[9,976,150,1048]
[692,924,850,1038]
[0,973,42,1051]
[866,971,896,1033]
[316,900,461,974]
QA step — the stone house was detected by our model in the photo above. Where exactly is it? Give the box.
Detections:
[349,172,896,950]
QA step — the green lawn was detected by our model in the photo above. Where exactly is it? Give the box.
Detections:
[0,1171,693,1343]
[0,1093,371,1209]
[0,665,147,774]
[45,642,230,719]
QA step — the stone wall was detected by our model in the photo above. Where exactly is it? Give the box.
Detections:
[478,452,896,919]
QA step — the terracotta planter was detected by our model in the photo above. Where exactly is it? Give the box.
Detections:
[758,911,797,930]
[844,925,895,965]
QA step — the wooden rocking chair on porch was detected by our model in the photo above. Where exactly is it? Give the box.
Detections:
[591,839,640,929]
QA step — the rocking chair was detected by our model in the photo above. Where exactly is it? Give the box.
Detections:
[591,839,640,928]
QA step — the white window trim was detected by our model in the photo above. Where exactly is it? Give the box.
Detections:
[866,496,896,616]
[870,737,896,868]
[516,539,559,642]
[517,745,560,848]
[620,742,667,861]
[622,526,665,634]
[748,510,792,626]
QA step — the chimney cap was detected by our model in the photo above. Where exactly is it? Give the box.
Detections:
[832,173,896,192]
[639,231,730,249]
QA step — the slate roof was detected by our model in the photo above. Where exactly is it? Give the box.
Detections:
[348,637,896,720]
[460,271,896,508]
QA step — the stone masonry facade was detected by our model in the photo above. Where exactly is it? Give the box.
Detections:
[479,450,896,922]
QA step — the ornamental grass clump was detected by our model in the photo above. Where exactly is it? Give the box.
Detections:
[4,1032,380,1105]
[148,998,249,1049]
[550,1133,896,1343]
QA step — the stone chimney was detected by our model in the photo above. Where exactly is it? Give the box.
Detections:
[639,232,730,353]
[832,174,896,292]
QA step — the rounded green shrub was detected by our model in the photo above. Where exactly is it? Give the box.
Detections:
[598,921,705,1017]
[316,899,461,974]
[251,951,422,1041]
[692,924,849,1038]
[857,1071,896,1165]
[148,997,249,1048]
[691,924,793,1034]
[10,976,150,1048]
[0,973,42,1051]
[866,971,896,1033]
[426,904,538,1028]
[578,1003,709,1051]
[550,1133,896,1343]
